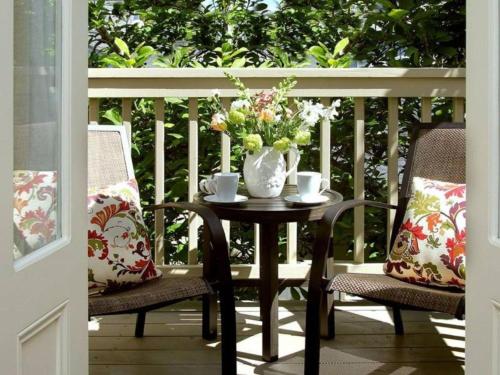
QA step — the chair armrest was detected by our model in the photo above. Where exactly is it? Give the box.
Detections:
[322,199,397,231]
[308,200,398,293]
[144,202,232,284]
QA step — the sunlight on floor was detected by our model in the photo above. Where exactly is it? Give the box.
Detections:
[89,301,465,375]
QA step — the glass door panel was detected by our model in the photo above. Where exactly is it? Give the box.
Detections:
[13,0,62,259]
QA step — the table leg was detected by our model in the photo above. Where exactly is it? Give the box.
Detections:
[202,226,218,340]
[259,223,279,362]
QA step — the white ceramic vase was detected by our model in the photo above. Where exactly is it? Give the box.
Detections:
[243,146,300,198]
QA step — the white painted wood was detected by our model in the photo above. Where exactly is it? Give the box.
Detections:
[220,98,231,241]
[421,97,432,122]
[0,0,88,373]
[320,98,332,189]
[286,148,298,264]
[88,68,465,98]
[188,98,200,265]
[158,261,385,280]
[387,98,399,253]
[154,98,165,265]
[121,98,132,152]
[453,97,465,123]
[466,0,499,372]
[286,97,298,264]
[86,68,467,283]
[354,98,365,264]
[254,224,260,265]
[89,98,99,124]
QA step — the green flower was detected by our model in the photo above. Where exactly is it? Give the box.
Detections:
[273,137,291,152]
[294,130,311,145]
[243,134,263,152]
[228,110,246,125]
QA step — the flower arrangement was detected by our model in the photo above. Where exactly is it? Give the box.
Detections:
[208,73,340,154]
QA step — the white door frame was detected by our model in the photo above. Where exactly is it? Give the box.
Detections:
[466,0,500,373]
[0,0,88,373]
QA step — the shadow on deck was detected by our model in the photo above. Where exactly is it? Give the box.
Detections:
[89,300,465,375]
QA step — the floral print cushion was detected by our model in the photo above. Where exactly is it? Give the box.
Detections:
[384,177,466,289]
[13,171,58,256]
[88,179,161,292]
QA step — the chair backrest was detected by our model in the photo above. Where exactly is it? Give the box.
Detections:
[88,125,135,190]
[390,122,466,247]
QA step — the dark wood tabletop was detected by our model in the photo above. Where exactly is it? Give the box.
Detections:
[194,184,343,223]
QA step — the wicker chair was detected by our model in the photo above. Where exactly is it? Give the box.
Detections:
[304,122,466,375]
[87,125,236,375]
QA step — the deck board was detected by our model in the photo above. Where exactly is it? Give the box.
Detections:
[89,301,465,375]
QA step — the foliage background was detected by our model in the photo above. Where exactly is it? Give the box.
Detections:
[89,0,465,297]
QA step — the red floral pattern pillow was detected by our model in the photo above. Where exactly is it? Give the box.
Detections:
[384,177,466,289]
[13,171,58,256]
[88,179,161,292]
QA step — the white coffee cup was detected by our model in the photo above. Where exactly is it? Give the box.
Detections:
[215,172,240,202]
[297,171,328,201]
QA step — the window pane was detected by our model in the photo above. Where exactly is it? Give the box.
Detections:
[13,0,61,260]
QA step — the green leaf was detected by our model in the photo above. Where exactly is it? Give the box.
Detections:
[333,38,349,58]
[168,133,184,139]
[255,3,268,11]
[290,287,301,301]
[308,45,325,58]
[388,9,409,21]
[231,57,246,68]
[114,38,130,57]
[102,108,122,125]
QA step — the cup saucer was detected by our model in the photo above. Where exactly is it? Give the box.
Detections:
[204,194,248,205]
[284,194,329,206]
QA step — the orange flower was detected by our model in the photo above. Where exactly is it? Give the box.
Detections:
[13,198,28,213]
[258,108,275,123]
[210,113,227,132]
[426,212,441,231]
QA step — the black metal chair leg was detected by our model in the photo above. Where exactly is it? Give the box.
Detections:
[135,311,146,338]
[392,307,404,336]
[304,288,322,375]
[320,292,335,339]
[219,287,237,375]
[202,294,218,340]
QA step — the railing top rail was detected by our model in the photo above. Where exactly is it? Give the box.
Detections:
[89,67,465,79]
[88,67,465,98]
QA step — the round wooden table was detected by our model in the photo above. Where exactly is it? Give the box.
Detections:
[196,185,343,362]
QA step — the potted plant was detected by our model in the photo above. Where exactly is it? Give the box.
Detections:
[209,73,340,198]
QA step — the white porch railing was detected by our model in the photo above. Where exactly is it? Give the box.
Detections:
[88,67,466,282]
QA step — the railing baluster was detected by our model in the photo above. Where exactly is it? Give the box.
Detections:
[122,98,132,151]
[421,97,432,122]
[453,97,465,122]
[287,97,298,264]
[387,97,399,253]
[154,98,165,265]
[354,97,365,264]
[320,97,332,189]
[221,98,231,241]
[188,98,200,265]
[89,98,99,124]
[254,224,260,265]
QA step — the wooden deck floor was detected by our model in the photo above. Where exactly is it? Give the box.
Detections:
[89,301,465,375]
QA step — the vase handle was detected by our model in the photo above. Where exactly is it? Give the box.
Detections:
[285,147,300,178]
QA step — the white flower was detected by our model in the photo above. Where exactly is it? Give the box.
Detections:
[231,99,251,111]
[299,100,325,127]
[324,99,341,120]
[211,89,221,97]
